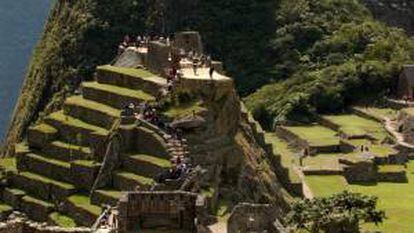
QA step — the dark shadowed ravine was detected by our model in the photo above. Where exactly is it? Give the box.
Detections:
[0,0,51,140]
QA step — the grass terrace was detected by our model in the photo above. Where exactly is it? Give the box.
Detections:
[303,153,342,170]
[0,157,16,172]
[68,195,101,216]
[163,101,206,119]
[322,114,387,141]
[284,124,339,147]
[97,65,154,78]
[354,106,398,120]
[65,96,120,117]
[49,212,77,228]
[305,161,414,233]
[131,154,171,168]
[47,111,108,135]
[83,82,155,102]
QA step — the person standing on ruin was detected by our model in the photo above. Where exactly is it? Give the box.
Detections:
[193,55,199,76]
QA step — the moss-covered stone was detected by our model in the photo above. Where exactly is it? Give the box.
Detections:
[70,160,100,191]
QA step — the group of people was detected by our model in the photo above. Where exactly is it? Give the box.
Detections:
[121,102,164,127]
[118,34,171,54]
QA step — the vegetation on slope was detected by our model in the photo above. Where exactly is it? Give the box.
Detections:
[245,0,414,129]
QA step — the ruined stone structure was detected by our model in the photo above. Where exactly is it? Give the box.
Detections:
[0,31,290,231]
[117,191,198,233]
[227,203,288,233]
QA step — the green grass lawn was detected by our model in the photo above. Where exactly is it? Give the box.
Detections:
[284,125,339,147]
[0,157,16,172]
[357,107,398,120]
[49,212,77,228]
[303,153,342,170]
[83,81,155,102]
[305,161,414,233]
[68,194,102,216]
[322,114,387,141]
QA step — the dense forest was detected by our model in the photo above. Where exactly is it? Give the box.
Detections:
[4,0,414,153]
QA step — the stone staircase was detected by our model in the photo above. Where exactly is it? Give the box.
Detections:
[3,65,176,227]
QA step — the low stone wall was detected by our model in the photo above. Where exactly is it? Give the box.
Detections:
[71,162,100,191]
[377,170,407,183]
[227,203,287,233]
[0,218,91,233]
[27,127,57,149]
[340,160,377,183]
[302,168,343,176]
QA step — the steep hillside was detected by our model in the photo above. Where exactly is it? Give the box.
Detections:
[246,0,414,129]
[3,0,276,156]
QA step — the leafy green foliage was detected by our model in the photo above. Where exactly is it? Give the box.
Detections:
[245,0,414,129]
[287,191,385,233]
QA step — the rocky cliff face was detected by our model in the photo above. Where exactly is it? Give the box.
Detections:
[362,0,414,34]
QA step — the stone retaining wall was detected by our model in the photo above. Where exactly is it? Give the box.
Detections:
[377,170,407,183]
[0,219,91,233]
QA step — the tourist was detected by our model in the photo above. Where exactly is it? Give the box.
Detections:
[209,66,215,79]
[193,55,199,76]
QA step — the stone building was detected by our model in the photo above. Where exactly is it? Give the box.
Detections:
[397,65,414,99]
[117,191,200,233]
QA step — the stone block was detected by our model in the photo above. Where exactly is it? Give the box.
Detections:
[134,127,169,157]
[2,188,25,209]
[22,154,72,183]
[27,125,57,149]
[20,196,54,222]
[70,161,100,191]
[10,173,51,200]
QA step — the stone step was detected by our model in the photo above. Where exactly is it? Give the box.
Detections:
[2,188,25,209]
[82,81,155,109]
[45,111,108,147]
[113,171,155,191]
[91,189,123,207]
[42,141,92,162]
[18,153,72,183]
[96,65,166,96]
[64,194,102,227]
[27,124,58,149]
[20,195,54,222]
[10,172,75,201]
[64,96,120,129]
[121,154,171,177]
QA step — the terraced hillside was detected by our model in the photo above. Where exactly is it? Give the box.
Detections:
[0,65,175,227]
[276,109,414,232]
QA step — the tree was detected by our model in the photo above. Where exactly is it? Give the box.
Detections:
[287,191,385,233]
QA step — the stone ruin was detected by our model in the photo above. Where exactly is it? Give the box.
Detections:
[117,191,199,233]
